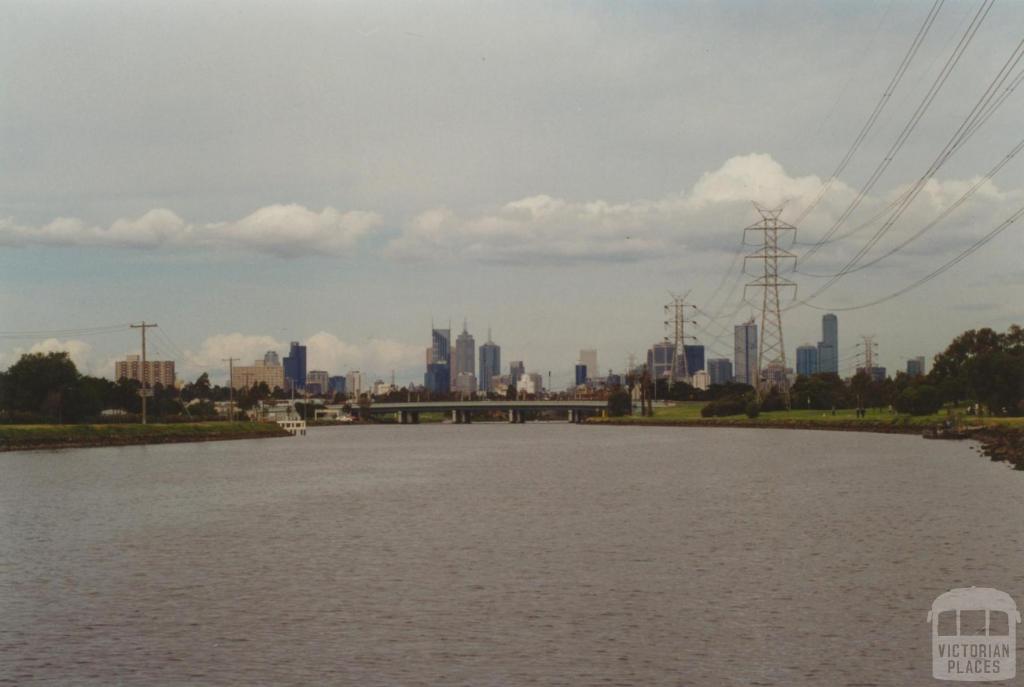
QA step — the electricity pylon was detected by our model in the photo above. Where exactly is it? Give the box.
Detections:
[743,203,797,406]
[857,335,878,376]
[664,291,697,389]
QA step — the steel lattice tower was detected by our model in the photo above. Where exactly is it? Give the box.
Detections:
[743,204,797,406]
[664,292,697,388]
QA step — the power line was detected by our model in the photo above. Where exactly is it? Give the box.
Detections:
[797,37,1024,299]
[792,0,945,227]
[802,202,1024,312]
[799,0,994,263]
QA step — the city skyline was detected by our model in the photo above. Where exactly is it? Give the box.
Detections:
[2,2,1022,385]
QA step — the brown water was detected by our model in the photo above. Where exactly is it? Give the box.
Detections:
[1,425,1021,685]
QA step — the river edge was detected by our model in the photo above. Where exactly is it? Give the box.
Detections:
[587,417,1024,470]
[0,422,292,453]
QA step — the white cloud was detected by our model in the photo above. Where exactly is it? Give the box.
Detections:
[0,338,100,375]
[181,331,423,381]
[0,204,382,257]
[384,153,847,263]
[384,152,1021,266]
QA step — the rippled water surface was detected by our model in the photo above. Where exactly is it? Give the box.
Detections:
[1,424,1022,685]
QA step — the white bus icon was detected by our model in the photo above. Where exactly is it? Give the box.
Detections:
[927,587,1020,681]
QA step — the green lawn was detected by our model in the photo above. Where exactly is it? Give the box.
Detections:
[603,402,1024,429]
[0,422,289,449]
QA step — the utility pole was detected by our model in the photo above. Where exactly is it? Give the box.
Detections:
[130,321,158,425]
[222,357,239,422]
[664,291,698,389]
[743,203,798,407]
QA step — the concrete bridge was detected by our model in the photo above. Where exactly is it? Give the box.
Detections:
[345,400,608,424]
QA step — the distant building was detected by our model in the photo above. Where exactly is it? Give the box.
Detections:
[454,372,477,396]
[647,340,675,380]
[328,375,347,395]
[346,370,363,398]
[263,350,280,366]
[575,363,588,386]
[115,355,175,388]
[606,373,622,387]
[230,359,285,390]
[517,372,543,395]
[762,363,790,390]
[817,314,838,374]
[707,358,733,386]
[454,321,475,380]
[579,349,598,378]
[683,345,705,380]
[509,361,525,385]
[283,341,307,390]
[373,379,392,396]
[424,363,449,394]
[692,370,711,391]
[796,344,819,377]
[430,327,451,392]
[734,319,758,386]
[857,366,887,383]
[306,370,329,395]
[478,330,501,392]
[907,356,926,377]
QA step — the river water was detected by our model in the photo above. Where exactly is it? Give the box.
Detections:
[1,425,1021,685]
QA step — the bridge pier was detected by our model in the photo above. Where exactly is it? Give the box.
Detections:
[567,409,575,423]
[397,410,405,424]
[411,411,419,424]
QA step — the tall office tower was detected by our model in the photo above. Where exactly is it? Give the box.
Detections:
[305,370,329,395]
[424,363,449,394]
[907,356,926,377]
[796,344,819,377]
[454,321,475,379]
[683,344,705,378]
[733,319,758,385]
[283,341,307,390]
[431,327,451,364]
[478,329,501,392]
[574,363,588,386]
[707,358,733,386]
[817,314,839,374]
[263,350,280,366]
[647,340,675,381]
[345,370,363,398]
[509,360,525,385]
[579,349,598,378]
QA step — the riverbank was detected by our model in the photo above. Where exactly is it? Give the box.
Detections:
[589,403,1024,469]
[0,422,292,452]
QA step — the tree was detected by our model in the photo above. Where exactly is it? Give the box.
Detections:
[894,384,944,416]
[1,352,80,419]
[607,389,632,417]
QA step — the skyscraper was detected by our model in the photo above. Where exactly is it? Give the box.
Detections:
[579,349,598,378]
[575,363,588,386]
[509,360,525,386]
[733,319,757,386]
[683,344,705,378]
[707,358,733,386]
[907,356,926,377]
[796,344,818,377]
[478,329,501,392]
[263,350,280,366]
[431,327,451,365]
[647,340,674,380]
[283,341,307,390]
[817,314,839,374]
[454,321,475,379]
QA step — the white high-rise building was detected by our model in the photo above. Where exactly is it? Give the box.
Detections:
[579,349,598,378]
[345,370,363,398]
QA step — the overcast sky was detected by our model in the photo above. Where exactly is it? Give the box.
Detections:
[2,0,1022,387]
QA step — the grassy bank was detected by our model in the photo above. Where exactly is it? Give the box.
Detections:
[0,422,291,452]
[590,403,1024,468]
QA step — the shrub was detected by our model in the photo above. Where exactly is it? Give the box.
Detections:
[745,401,760,418]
